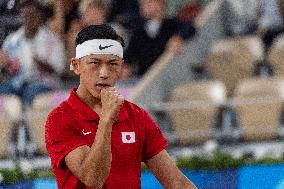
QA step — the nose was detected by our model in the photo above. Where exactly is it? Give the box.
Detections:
[99,64,110,79]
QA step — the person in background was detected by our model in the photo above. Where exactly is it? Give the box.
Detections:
[65,0,113,61]
[47,0,80,39]
[223,0,284,51]
[66,0,131,81]
[108,0,140,27]
[0,0,65,107]
[124,0,196,77]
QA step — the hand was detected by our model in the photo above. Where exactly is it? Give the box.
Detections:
[0,51,9,67]
[33,56,55,74]
[100,87,124,124]
[166,35,184,56]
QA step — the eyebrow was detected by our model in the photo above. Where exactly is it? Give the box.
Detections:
[89,58,119,62]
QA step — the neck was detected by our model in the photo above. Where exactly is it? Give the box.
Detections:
[25,27,38,39]
[76,85,102,114]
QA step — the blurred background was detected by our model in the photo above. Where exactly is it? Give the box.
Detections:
[1,0,284,188]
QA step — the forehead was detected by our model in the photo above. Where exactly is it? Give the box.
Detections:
[20,4,40,13]
[81,54,123,61]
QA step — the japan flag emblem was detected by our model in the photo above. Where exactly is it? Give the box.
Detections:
[121,132,135,143]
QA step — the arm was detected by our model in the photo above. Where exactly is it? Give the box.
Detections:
[166,19,196,55]
[146,150,197,189]
[65,88,123,188]
[65,120,113,188]
[33,57,55,74]
[47,0,65,38]
[0,50,9,67]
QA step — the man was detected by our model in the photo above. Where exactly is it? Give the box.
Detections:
[124,0,195,76]
[45,24,197,189]
[0,0,65,107]
[222,0,283,50]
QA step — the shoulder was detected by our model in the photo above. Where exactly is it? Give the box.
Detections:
[2,27,25,48]
[128,17,145,31]
[45,101,74,130]
[163,18,180,26]
[37,26,63,43]
[123,100,148,116]
[122,100,155,125]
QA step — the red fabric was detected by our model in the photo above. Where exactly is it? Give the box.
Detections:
[177,2,201,23]
[45,88,168,189]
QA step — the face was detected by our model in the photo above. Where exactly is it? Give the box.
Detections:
[81,6,106,26]
[20,5,42,35]
[72,54,123,99]
[140,0,166,20]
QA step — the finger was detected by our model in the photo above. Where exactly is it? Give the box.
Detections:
[104,86,116,91]
[117,95,124,104]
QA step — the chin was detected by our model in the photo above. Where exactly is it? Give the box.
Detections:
[89,88,101,99]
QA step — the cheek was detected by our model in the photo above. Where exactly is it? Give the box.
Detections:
[81,69,97,84]
[111,68,122,80]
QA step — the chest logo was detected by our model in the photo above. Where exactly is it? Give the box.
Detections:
[121,132,135,143]
[82,129,92,136]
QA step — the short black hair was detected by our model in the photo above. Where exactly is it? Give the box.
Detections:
[75,24,125,47]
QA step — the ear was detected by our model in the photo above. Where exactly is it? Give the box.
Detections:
[70,58,80,75]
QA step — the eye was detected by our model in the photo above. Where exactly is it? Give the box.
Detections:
[90,61,99,65]
[110,62,119,66]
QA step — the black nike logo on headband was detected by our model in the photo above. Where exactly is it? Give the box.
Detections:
[99,44,114,50]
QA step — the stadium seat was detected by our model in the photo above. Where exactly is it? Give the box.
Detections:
[27,90,69,155]
[232,77,284,141]
[0,95,21,158]
[166,80,226,144]
[268,33,284,76]
[206,36,264,97]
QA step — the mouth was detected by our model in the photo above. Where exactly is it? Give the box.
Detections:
[96,83,111,91]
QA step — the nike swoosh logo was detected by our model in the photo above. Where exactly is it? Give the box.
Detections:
[82,130,92,136]
[99,44,114,50]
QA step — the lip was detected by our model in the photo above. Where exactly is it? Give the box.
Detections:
[96,84,111,91]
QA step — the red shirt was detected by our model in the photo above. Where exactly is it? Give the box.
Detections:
[45,88,168,189]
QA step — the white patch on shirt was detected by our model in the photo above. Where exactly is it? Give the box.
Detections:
[121,132,135,143]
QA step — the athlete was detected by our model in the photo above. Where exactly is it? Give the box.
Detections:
[45,24,197,189]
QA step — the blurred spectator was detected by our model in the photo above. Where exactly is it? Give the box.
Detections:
[177,0,201,23]
[0,0,66,107]
[64,0,111,62]
[79,0,111,26]
[0,0,22,47]
[223,0,284,50]
[65,0,131,81]
[47,0,80,39]
[108,0,140,26]
[66,0,127,59]
[124,0,196,77]
[0,0,18,15]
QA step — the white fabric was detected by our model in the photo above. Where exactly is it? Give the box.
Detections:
[2,26,66,87]
[225,0,283,34]
[145,19,162,38]
[3,26,66,76]
[75,39,123,59]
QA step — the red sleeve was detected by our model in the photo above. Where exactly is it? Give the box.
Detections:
[45,110,89,168]
[142,110,168,162]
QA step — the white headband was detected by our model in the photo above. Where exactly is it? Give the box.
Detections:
[71,39,123,70]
